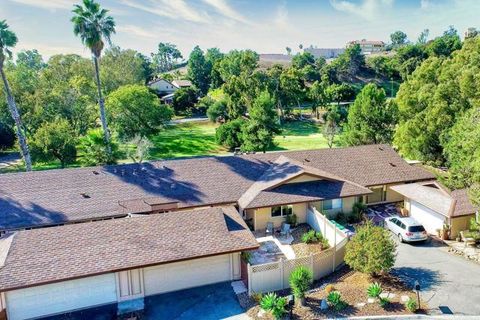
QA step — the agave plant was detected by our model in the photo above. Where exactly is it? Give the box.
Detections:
[259,292,287,320]
[367,282,383,298]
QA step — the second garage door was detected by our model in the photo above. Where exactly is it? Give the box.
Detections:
[144,254,232,296]
[6,274,117,320]
[409,200,446,235]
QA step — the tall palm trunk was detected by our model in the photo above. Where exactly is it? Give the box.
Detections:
[0,66,32,171]
[92,55,111,155]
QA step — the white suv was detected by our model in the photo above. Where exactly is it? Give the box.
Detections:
[385,216,428,243]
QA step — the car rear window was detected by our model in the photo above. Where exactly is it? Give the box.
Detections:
[408,226,425,232]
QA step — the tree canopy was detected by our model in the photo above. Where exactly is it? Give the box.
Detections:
[106,84,173,139]
[394,37,480,164]
[343,84,397,145]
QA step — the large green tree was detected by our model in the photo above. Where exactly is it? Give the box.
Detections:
[151,42,182,73]
[30,119,77,168]
[72,0,116,156]
[242,91,279,152]
[187,46,210,95]
[442,107,480,204]
[0,20,32,170]
[343,83,397,145]
[100,46,147,94]
[106,84,173,139]
[390,30,408,47]
[394,37,480,164]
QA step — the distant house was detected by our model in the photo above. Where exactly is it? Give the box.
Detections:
[304,47,345,59]
[148,78,192,97]
[171,79,192,89]
[347,39,385,54]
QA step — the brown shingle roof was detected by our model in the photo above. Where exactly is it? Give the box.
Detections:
[0,206,258,292]
[0,144,435,230]
[451,189,478,217]
[245,180,371,209]
[238,155,372,209]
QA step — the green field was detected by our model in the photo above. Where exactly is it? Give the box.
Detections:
[0,120,338,173]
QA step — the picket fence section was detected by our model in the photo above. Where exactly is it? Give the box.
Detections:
[247,206,349,295]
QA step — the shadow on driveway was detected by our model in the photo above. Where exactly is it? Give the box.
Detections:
[391,266,442,291]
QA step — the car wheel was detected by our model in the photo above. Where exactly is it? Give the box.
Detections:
[398,233,404,243]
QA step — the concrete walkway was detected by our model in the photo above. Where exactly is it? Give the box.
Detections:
[393,237,480,316]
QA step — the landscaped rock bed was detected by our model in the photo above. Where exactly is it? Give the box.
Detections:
[244,267,426,319]
[290,224,326,257]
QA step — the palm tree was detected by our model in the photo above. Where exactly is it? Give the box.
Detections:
[71,0,115,156]
[0,20,32,171]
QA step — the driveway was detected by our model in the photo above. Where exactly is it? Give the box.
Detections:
[144,281,248,320]
[42,282,248,320]
[392,238,480,316]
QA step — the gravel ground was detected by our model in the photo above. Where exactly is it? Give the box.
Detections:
[245,267,425,319]
[290,224,326,257]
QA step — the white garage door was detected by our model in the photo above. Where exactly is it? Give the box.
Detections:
[6,274,117,320]
[144,254,232,296]
[409,200,445,234]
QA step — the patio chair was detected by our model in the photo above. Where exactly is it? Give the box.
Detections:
[280,223,291,238]
[265,222,274,237]
[460,231,476,248]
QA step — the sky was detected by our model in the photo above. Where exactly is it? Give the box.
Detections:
[1,0,479,60]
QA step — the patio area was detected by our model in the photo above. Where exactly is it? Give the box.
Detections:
[366,202,400,225]
[250,237,295,265]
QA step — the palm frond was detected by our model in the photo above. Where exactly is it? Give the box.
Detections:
[71,0,115,55]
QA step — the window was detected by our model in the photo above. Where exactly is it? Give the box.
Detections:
[408,226,425,232]
[271,205,293,217]
[322,199,342,210]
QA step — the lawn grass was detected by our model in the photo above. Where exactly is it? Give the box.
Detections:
[147,121,228,159]
[0,120,340,173]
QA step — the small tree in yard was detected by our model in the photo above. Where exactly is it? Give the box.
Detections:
[241,91,279,152]
[289,266,313,306]
[345,220,396,276]
[215,118,245,151]
[30,119,77,168]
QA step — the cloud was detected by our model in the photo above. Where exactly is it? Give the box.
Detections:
[120,0,210,24]
[116,25,158,40]
[202,0,251,25]
[420,0,431,9]
[273,1,289,30]
[8,0,75,10]
[330,0,394,20]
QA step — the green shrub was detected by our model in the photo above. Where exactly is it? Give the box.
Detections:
[351,202,367,223]
[327,291,347,311]
[241,251,252,263]
[345,220,396,276]
[366,282,382,298]
[405,297,418,312]
[285,214,297,227]
[379,297,390,308]
[301,229,328,245]
[289,266,313,300]
[259,293,287,320]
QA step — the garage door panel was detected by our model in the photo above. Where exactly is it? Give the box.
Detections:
[409,201,445,234]
[144,255,231,296]
[6,274,116,320]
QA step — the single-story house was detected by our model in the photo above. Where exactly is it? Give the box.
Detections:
[0,144,439,318]
[0,207,257,320]
[148,78,192,97]
[391,182,478,237]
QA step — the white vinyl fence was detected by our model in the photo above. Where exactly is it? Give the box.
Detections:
[247,206,349,295]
